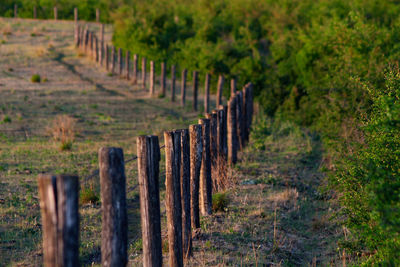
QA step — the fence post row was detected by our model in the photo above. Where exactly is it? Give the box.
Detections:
[164,130,184,267]
[38,174,79,267]
[199,118,212,216]
[137,136,162,267]
[99,147,128,267]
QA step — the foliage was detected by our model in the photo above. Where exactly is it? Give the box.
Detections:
[80,185,99,205]
[212,192,229,212]
[30,74,41,83]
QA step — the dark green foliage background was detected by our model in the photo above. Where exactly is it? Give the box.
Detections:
[1,0,400,264]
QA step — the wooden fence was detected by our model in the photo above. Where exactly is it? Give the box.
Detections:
[25,6,255,267]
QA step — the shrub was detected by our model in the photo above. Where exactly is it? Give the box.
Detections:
[80,186,99,205]
[47,115,77,151]
[31,74,41,83]
[212,192,229,212]
[1,115,11,124]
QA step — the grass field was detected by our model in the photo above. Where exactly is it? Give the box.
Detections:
[0,18,340,266]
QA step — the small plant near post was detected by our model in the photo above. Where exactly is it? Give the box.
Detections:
[47,115,77,151]
[31,74,41,83]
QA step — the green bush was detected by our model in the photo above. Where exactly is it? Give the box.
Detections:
[80,186,99,205]
[31,74,41,83]
[212,192,229,212]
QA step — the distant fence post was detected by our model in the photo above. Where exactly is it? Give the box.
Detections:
[216,108,227,190]
[171,65,176,102]
[96,8,100,23]
[99,147,128,267]
[14,4,17,18]
[38,174,79,267]
[227,97,238,165]
[137,136,162,267]
[164,130,183,267]
[181,69,187,106]
[221,104,228,159]
[118,48,123,76]
[189,124,202,229]
[54,7,58,20]
[74,7,78,22]
[33,6,37,19]
[126,51,130,80]
[199,118,212,215]
[180,129,192,259]
[230,78,236,97]
[83,26,88,53]
[142,57,147,89]
[132,54,138,84]
[161,62,166,97]
[216,75,224,107]
[105,44,110,71]
[193,71,198,111]
[204,73,210,114]
[207,112,218,190]
[236,91,244,150]
[111,46,116,74]
[95,36,99,63]
[74,25,79,47]
[89,32,93,59]
[150,61,155,96]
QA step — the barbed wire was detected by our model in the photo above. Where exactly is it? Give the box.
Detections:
[83,144,166,183]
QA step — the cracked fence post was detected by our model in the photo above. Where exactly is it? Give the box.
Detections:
[181,69,187,106]
[99,147,128,267]
[137,136,162,267]
[164,130,183,267]
[189,124,202,229]
[199,118,212,216]
[38,174,79,267]
[180,129,192,259]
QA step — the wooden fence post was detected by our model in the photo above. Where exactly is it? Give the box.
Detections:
[126,51,130,80]
[111,46,116,74]
[164,130,183,267]
[193,71,198,111]
[171,65,176,102]
[221,104,228,159]
[137,136,162,267]
[181,69,187,106]
[99,24,104,66]
[54,7,58,20]
[118,48,123,76]
[236,91,244,150]
[248,83,254,136]
[216,108,227,190]
[96,8,100,23]
[105,44,109,71]
[74,25,79,47]
[227,97,238,165]
[206,112,218,191]
[99,147,128,267]
[230,78,236,97]
[150,61,155,96]
[84,27,88,53]
[74,7,78,22]
[142,57,147,89]
[216,75,224,107]
[132,54,138,84]
[189,124,202,229]
[161,62,166,97]
[14,4,17,18]
[89,32,93,59]
[94,36,99,63]
[33,6,37,19]
[199,118,212,215]
[38,174,79,267]
[180,129,192,259]
[204,73,210,114]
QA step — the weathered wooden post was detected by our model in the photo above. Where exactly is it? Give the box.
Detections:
[111,46,116,74]
[137,136,162,267]
[180,129,192,259]
[99,147,128,267]
[105,44,110,71]
[171,65,176,102]
[125,51,130,80]
[74,24,80,47]
[204,73,210,113]
[150,61,155,96]
[14,4,17,18]
[216,108,227,190]
[89,32,93,59]
[118,48,123,76]
[54,7,58,20]
[206,112,218,190]
[164,130,183,267]
[95,36,99,62]
[216,75,224,107]
[199,118,212,215]
[38,174,79,267]
[227,97,238,165]
[142,57,147,89]
[132,54,138,84]
[99,24,104,66]
[74,7,78,22]
[236,91,244,150]
[161,62,166,97]
[231,78,236,97]
[181,69,187,106]
[193,71,198,111]
[221,104,228,159]
[248,83,254,136]
[189,124,202,229]
[33,6,37,19]
[96,8,100,23]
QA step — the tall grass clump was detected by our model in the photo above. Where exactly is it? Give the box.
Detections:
[47,115,77,151]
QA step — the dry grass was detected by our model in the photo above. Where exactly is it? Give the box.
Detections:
[47,114,77,150]
[267,188,299,210]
